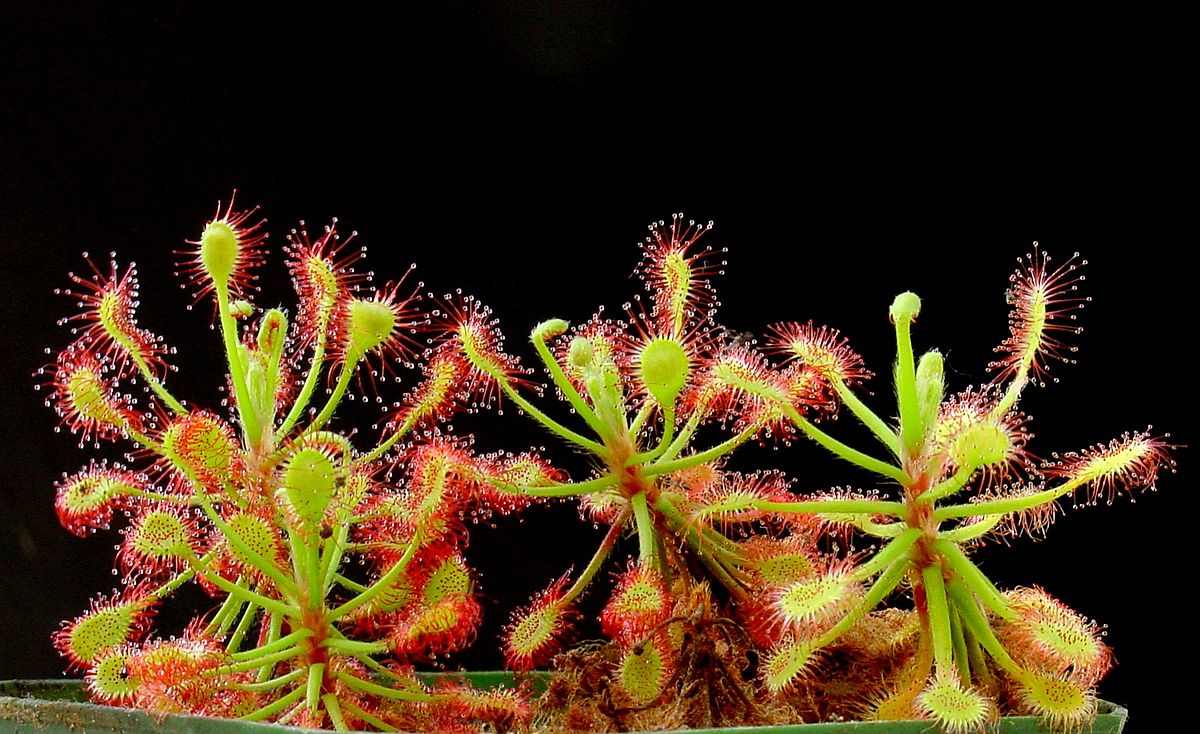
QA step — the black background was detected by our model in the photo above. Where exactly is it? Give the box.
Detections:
[1,3,1190,732]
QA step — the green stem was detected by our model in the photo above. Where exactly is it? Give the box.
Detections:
[654,496,745,562]
[328,532,419,620]
[227,601,260,653]
[321,638,389,655]
[935,476,1084,522]
[922,563,955,677]
[307,352,359,434]
[656,411,703,463]
[194,491,299,599]
[306,663,325,714]
[279,332,328,438]
[231,628,315,661]
[937,515,1002,543]
[946,578,1029,681]
[322,692,349,732]
[149,552,212,599]
[948,602,971,686]
[694,542,751,598]
[125,426,164,453]
[783,404,911,484]
[257,612,284,683]
[752,498,907,518]
[497,378,606,453]
[919,465,976,505]
[489,473,617,498]
[351,651,421,686]
[208,580,246,637]
[850,528,921,581]
[336,671,434,702]
[994,372,1028,418]
[531,323,610,440]
[963,622,995,690]
[360,412,417,465]
[628,403,654,437]
[933,540,1015,620]
[184,550,298,617]
[338,698,399,732]
[625,407,675,465]
[630,491,658,568]
[654,498,750,596]
[233,668,306,693]
[832,379,900,457]
[319,523,349,594]
[847,517,909,538]
[216,646,306,676]
[305,533,323,609]
[130,349,187,415]
[241,684,306,721]
[815,559,909,649]
[128,488,222,505]
[563,511,629,603]
[645,424,760,477]
[216,599,248,639]
[334,573,368,593]
[215,283,262,447]
[894,316,922,455]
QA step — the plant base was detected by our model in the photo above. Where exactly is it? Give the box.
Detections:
[1,675,1127,733]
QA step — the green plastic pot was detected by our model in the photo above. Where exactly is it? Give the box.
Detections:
[0,673,1128,733]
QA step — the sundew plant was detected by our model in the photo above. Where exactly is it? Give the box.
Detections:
[37,199,1176,733]
[642,247,1176,731]
[38,198,535,731]
[431,220,1175,731]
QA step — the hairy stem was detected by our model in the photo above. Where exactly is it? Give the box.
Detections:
[306,352,359,435]
[918,464,976,505]
[360,412,418,465]
[328,532,419,620]
[752,497,907,518]
[231,628,315,661]
[935,476,1084,522]
[782,403,911,484]
[131,349,187,415]
[922,563,955,677]
[850,528,920,581]
[626,407,675,465]
[336,670,435,702]
[531,322,610,440]
[630,491,659,569]
[241,685,306,721]
[645,424,760,477]
[815,559,909,649]
[489,473,617,498]
[497,377,606,453]
[563,511,629,603]
[894,316,922,455]
[832,379,900,457]
[215,283,262,447]
[946,577,1029,681]
[322,692,349,732]
[933,540,1015,620]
